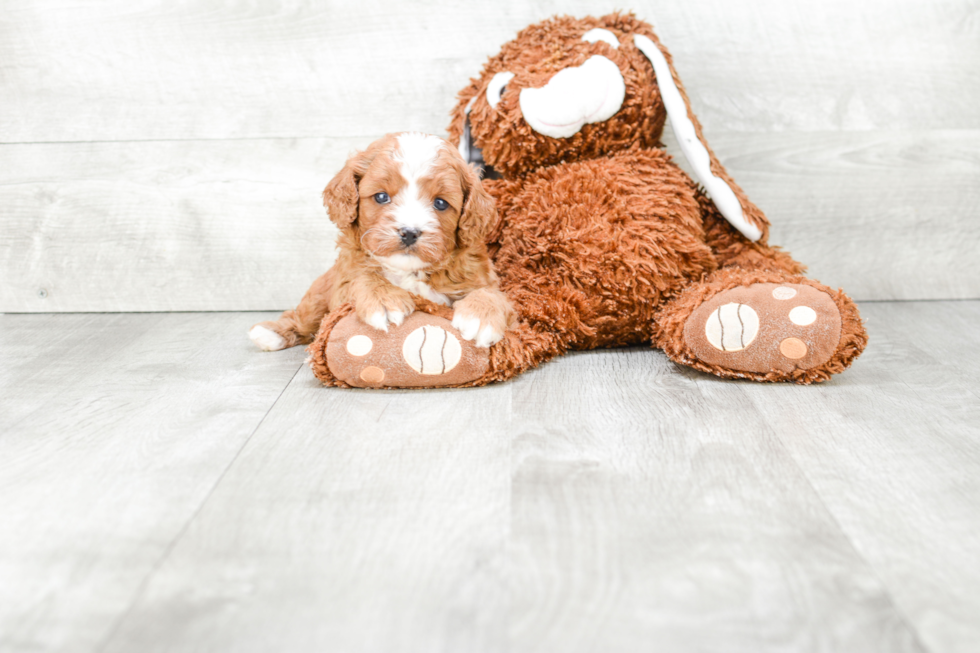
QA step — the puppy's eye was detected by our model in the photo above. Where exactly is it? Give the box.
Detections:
[486,71,515,110]
[433,198,449,211]
[373,192,390,204]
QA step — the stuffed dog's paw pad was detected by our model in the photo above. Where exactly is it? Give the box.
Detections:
[703,303,759,352]
[683,283,842,375]
[788,306,817,326]
[360,366,386,384]
[346,335,373,356]
[324,312,489,388]
[402,326,462,375]
[779,338,808,359]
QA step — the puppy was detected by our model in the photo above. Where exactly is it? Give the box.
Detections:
[249,132,515,352]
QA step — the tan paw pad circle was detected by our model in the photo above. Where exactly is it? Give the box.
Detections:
[346,335,373,356]
[360,366,385,384]
[772,286,797,300]
[402,325,462,375]
[779,338,808,359]
[705,302,759,352]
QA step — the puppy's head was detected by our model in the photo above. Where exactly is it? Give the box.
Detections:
[323,132,497,271]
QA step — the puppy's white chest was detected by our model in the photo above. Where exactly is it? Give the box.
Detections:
[383,267,452,306]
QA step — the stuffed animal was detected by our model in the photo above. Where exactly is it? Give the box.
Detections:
[306,12,867,388]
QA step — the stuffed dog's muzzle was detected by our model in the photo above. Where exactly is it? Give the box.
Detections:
[518,56,626,139]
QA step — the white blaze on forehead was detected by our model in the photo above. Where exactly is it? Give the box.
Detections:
[582,28,620,49]
[392,132,443,231]
[633,34,762,242]
[518,55,625,139]
[394,132,443,179]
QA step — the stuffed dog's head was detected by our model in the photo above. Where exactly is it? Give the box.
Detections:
[323,132,497,269]
[448,13,764,241]
[450,14,666,179]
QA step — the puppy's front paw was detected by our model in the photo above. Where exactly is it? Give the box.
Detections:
[451,289,513,348]
[356,291,415,333]
[451,312,504,348]
[249,324,287,351]
[365,308,410,332]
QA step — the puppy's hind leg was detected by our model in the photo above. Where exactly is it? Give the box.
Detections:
[249,269,336,351]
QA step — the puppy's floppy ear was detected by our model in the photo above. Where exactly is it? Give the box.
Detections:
[322,142,381,229]
[632,30,769,243]
[455,161,498,249]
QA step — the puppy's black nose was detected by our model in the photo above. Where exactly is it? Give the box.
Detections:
[398,227,421,247]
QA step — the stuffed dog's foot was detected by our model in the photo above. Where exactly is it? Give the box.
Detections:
[683,282,843,376]
[657,273,867,384]
[314,310,490,388]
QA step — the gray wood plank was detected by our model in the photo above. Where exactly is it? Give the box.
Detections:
[3,129,976,314]
[664,129,980,302]
[96,312,980,652]
[0,312,305,653]
[98,371,513,653]
[0,138,356,312]
[0,0,976,143]
[744,301,980,653]
[505,348,925,652]
[3,301,980,651]
[737,131,980,301]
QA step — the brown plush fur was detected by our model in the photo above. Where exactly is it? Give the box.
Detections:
[305,13,867,386]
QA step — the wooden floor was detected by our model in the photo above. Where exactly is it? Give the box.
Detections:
[1,300,978,653]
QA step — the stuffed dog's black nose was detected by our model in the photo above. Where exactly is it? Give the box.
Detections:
[399,227,421,247]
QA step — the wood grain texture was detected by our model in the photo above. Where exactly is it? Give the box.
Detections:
[0,138,355,312]
[0,0,976,143]
[3,129,976,313]
[747,301,980,653]
[0,312,305,653]
[506,347,924,652]
[98,373,513,653]
[2,303,980,651]
[675,129,980,301]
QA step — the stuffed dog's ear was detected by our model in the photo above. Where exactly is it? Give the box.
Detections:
[632,32,768,243]
[322,142,381,229]
[455,162,498,249]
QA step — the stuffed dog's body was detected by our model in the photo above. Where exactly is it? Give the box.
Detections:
[302,14,867,388]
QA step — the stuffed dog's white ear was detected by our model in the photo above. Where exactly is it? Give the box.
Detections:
[634,34,765,242]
